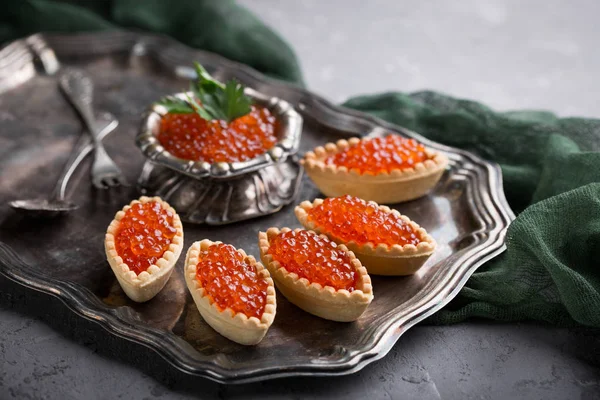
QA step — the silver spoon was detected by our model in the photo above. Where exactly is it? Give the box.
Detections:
[10,113,118,217]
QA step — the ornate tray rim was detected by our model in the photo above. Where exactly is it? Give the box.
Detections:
[0,31,516,384]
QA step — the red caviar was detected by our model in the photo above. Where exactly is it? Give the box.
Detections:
[325,135,429,174]
[307,195,423,247]
[267,230,357,291]
[196,243,268,319]
[115,201,177,274]
[157,106,278,163]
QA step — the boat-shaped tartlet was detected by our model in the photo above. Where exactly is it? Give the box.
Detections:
[258,228,373,322]
[184,240,276,345]
[302,135,448,204]
[295,195,436,276]
[105,196,183,302]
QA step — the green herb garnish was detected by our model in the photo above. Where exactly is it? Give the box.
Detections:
[156,62,252,123]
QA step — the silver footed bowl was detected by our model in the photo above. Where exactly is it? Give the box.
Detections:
[136,88,303,180]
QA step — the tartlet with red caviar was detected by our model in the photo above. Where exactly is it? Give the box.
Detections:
[184,240,276,345]
[302,135,448,204]
[105,196,184,302]
[258,228,373,322]
[295,196,436,276]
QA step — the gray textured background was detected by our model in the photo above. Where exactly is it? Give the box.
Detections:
[245,0,600,117]
[2,1,600,399]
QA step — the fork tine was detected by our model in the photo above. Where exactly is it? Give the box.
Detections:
[112,176,125,187]
[104,176,119,188]
[93,176,108,189]
[117,175,130,187]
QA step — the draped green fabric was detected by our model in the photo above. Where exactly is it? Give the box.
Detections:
[0,0,304,84]
[2,0,599,327]
[343,93,600,327]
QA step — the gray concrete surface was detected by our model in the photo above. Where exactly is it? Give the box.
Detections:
[2,277,599,400]
[2,1,600,399]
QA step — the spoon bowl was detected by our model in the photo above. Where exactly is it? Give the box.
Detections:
[9,113,118,218]
[10,199,79,217]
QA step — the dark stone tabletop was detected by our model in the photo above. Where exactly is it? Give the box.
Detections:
[2,1,599,399]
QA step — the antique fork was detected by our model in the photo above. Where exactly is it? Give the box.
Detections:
[59,69,128,189]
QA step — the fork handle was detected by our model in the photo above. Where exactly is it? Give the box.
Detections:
[59,69,103,146]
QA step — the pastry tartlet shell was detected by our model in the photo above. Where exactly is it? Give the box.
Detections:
[301,137,449,204]
[258,227,373,322]
[295,198,436,276]
[105,196,184,302]
[184,240,276,345]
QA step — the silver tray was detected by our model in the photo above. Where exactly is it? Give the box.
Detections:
[0,31,515,383]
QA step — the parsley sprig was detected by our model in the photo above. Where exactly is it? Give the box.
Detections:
[157,62,252,123]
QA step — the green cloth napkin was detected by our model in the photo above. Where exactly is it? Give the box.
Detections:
[3,0,599,328]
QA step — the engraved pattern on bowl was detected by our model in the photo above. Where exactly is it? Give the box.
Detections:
[137,158,303,225]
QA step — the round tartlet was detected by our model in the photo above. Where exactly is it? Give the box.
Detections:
[184,239,277,345]
[258,227,373,322]
[104,196,184,302]
[301,137,449,204]
[295,198,436,276]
